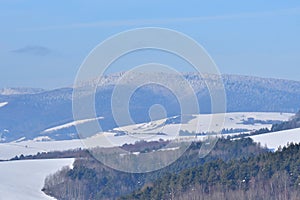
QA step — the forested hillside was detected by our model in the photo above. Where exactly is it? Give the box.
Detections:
[43,138,300,200]
[42,112,300,200]
[123,143,300,200]
[271,110,300,132]
[42,138,266,200]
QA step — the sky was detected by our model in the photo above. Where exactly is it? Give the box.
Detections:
[0,0,299,89]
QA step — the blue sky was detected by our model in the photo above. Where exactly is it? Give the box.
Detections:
[0,0,299,88]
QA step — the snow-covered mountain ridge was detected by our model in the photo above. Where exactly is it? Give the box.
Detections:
[0,73,300,142]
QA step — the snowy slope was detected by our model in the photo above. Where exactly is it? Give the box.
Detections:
[0,158,74,200]
[42,117,104,133]
[251,128,300,150]
[0,140,84,160]
[0,132,166,160]
[0,102,8,108]
[114,112,293,135]
[0,112,293,160]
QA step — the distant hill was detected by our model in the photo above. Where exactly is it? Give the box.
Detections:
[0,73,300,142]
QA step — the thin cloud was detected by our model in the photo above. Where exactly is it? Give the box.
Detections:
[21,7,300,32]
[11,45,53,56]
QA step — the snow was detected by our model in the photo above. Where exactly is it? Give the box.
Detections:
[157,147,180,152]
[0,140,85,160]
[42,117,104,133]
[251,128,300,150]
[0,112,294,160]
[115,112,293,136]
[0,158,74,200]
[0,131,187,160]
[13,137,26,142]
[0,102,8,108]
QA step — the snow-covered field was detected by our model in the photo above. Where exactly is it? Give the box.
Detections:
[0,132,177,160]
[115,112,293,135]
[0,158,74,200]
[251,128,300,150]
[0,112,294,160]
[0,140,85,160]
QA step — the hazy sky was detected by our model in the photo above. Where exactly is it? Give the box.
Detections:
[0,0,299,88]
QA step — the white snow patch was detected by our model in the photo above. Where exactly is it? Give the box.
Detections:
[0,102,8,108]
[42,117,103,133]
[251,128,300,150]
[14,137,26,142]
[157,147,180,152]
[0,158,74,200]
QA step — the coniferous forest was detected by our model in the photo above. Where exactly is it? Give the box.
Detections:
[42,138,300,200]
[42,112,300,200]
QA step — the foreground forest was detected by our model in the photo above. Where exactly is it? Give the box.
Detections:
[42,138,300,200]
[42,112,300,200]
[123,142,300,200]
